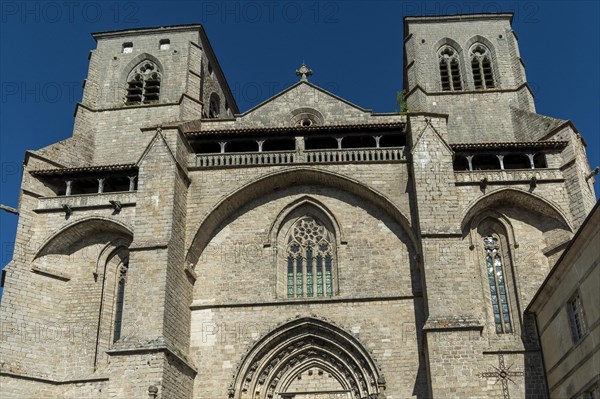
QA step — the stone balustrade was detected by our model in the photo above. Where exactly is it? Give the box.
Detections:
[195,147,406,168]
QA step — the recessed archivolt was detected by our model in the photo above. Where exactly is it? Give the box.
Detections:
[465,209,518,249]
[34,216,133,260]
[229,317,386,399]
[185,167,417,268]
[461,188,573,233]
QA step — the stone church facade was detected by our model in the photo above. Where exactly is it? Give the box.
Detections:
[0,13,596,399]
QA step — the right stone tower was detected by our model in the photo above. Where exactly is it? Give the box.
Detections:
[403,13,597,399]
[404,13,535,142]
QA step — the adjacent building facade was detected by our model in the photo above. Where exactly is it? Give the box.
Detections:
[0,13,597,399]
[527,202,599,399]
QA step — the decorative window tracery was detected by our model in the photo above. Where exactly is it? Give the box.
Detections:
[286,217,334,298]
[483,236,512,334]
[439,46,462,91]
[113,260,128,343]
[470,44,495,89]
[125,61,161,105]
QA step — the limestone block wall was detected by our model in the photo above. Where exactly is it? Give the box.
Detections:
[190,300,428,399]
[191,185,418,305]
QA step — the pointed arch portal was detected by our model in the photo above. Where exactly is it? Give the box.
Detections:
[229,318,386,399]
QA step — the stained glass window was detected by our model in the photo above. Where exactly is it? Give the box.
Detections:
[484,236,512,334]
[286,216,335,298]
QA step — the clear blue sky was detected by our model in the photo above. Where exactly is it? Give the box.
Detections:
[1,1,599,294]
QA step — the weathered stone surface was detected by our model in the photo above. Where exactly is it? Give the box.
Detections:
[0,15,596,399]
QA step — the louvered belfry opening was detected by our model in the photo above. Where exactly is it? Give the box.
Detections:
[126,61,161,105]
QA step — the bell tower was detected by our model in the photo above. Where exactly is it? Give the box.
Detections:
[403,13,534,142]
[74,25,238,165]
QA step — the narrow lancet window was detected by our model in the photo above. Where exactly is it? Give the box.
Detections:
[471,44,495,89]
[439,46,462,91]
[113,261,128,343]
[286,217,335,298]
[484,236,512,333]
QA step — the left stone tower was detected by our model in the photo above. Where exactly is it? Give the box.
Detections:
[0,25,237,399]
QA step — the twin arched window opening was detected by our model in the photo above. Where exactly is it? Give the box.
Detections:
[286,216,335,298]
[125,61,161,105]
[438,42,495,91]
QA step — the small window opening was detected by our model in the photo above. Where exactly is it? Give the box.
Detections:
[568,292,587,344]
[159,39,170,50]
[122,42,133,54]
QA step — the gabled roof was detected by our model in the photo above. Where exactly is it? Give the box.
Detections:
[237,81,370,117]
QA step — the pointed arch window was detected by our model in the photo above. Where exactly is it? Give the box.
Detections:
[470,44,495,89]
[113,260,128,343]
[286,217,334,298]
[125,61,161,105]
[438,46,462,91]
[483,236,512,333]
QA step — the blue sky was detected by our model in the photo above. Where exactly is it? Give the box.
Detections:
[1,1,599,292]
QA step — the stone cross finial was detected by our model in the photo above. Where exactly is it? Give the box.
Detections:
[296,63,313,81]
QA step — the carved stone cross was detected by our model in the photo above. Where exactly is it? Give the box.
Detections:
[479,354,525,399]
[296,63,313,81]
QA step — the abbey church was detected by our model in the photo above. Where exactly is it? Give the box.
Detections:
[0,13,598,399]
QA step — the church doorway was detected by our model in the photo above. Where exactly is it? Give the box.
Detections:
[228,318,385,399]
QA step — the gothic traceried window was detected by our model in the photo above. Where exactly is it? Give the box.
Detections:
[113,260,128,343]
[125,61,161,105]
[286,217,334,299]
[470,44,495,89]
[484,236,512,334]
[439,46,462,91]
